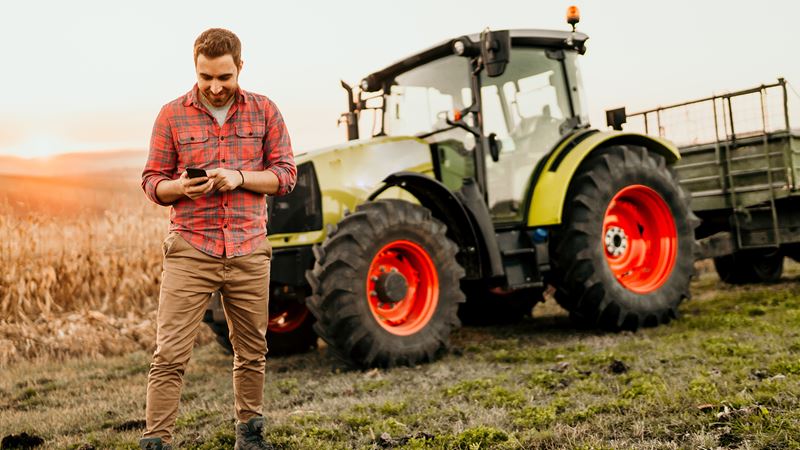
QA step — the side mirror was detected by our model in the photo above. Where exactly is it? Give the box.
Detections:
[480,29,510,78]
[605,107,627,131]
[488,133,502,162]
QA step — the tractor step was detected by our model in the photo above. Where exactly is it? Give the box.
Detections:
[501,248,536,256]
[495,229,545,290]
[509,281,544,289]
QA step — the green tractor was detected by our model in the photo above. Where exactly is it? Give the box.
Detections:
[204,17,697,367]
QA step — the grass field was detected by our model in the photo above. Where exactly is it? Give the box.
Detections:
[1,265,799,449]
[2,172,800,449]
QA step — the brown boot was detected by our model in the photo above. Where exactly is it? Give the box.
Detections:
[234,417,274,450]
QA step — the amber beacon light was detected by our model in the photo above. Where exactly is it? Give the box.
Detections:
[566,5,580,31]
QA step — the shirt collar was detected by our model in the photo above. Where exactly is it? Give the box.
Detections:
[184,84,247,108]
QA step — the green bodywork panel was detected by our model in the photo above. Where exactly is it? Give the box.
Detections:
[269,136,434,248]
[526,131,681,227]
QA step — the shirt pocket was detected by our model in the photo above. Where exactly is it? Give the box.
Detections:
[177,129,209,146]
[176,129,210,168]
[235,124,266,169]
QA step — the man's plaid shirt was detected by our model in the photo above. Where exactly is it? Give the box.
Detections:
[142,84,297,258]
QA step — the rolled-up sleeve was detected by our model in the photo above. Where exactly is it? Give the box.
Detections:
[264,100,297,196]
[141,105,177,206]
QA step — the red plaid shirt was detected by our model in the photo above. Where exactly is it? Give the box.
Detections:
[142,84,296,258]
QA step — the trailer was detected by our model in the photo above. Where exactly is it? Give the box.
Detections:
[609,79,800,282]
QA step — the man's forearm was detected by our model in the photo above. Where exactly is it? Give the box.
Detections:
[154,170,282,202]
[155,179,186,204]
[240,170,281,195]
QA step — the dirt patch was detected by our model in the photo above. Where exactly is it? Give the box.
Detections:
[1,432,45,449]
[110,419,146,432]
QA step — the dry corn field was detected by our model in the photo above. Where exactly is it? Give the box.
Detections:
[0,173,213,367]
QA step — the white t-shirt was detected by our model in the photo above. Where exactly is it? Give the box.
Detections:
[200,93,234,126]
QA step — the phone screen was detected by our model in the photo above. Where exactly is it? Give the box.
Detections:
[186,168,207,178]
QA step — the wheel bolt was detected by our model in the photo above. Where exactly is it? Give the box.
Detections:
[370,276,378,282]
[369,290,377,297]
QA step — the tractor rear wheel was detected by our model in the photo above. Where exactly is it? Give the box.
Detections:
[713,250,783,284]
[306,199,465,368]
[550,145,696,330]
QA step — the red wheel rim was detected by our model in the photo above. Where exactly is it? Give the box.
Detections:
[269,301,309,334]
[366,240,439,336]
[602,185,677,294]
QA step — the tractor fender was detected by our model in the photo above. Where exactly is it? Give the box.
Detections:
[368,172,485,279]
[526,131,681,227]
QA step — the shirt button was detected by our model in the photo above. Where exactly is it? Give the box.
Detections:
[224,202,228,207]
[220,136,225,141]
[223,224,228,228]
[222,158,226,163]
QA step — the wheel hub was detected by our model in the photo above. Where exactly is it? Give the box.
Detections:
[375,269,409,304]
[602,184,677,294]
[366,239,439,336]
[604,226,628,257]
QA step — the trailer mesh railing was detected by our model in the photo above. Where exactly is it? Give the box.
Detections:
[624,79,793,148]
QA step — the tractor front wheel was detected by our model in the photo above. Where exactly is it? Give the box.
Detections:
[207,290,318,356]
[306,199,465,368]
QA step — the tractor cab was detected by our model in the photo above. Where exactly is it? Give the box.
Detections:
[340,28,590,224]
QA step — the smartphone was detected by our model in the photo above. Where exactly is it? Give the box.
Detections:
[186,167,207,178]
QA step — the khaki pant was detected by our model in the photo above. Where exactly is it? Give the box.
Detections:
[143,232,272,444]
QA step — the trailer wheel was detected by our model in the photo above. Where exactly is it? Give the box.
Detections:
[306,199,465,368]
[713,250,783,284]
[550,145,696,330]
[206,291,318,356]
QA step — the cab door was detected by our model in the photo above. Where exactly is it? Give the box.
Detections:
[480,48,576,224]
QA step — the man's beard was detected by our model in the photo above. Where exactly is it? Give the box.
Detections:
[203,88,235,107]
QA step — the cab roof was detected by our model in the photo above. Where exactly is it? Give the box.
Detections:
[361,29,588,92]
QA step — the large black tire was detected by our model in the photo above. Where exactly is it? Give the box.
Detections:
[207,291,318,356]
[458,283,541,325]
[713,250,783,284]
[306,199,465,369]
[549,145,696,331]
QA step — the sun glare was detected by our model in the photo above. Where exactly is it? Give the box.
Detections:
[7,134,67,159]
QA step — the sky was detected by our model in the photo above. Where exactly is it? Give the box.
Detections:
[1,1,798,158]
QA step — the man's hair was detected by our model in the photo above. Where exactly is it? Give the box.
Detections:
[194,28,241,67]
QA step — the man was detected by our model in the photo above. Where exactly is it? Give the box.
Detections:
[139,28,296,450]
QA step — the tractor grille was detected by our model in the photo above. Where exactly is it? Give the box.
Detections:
[267,162,323,235]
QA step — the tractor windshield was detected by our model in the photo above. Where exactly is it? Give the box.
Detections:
[357,49,588,144]
[358,55,471,139]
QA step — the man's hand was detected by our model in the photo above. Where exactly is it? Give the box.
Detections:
[207,168,244,192]
[179,171,215,200]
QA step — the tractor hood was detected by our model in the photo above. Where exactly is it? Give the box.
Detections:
[294,135,433,178]
[270,136,434,247]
